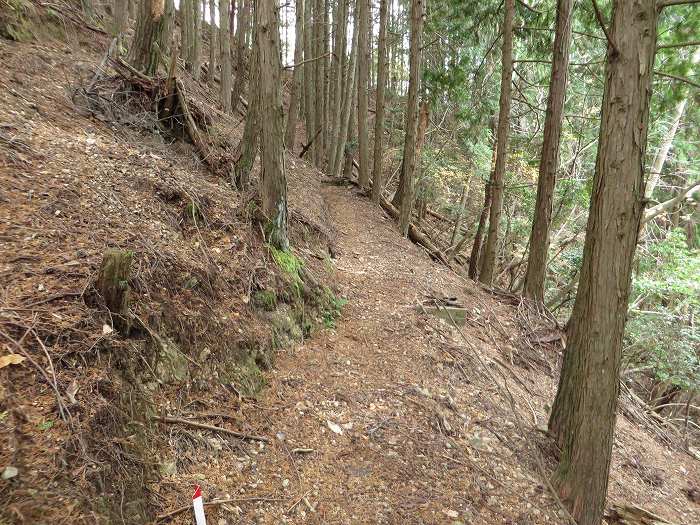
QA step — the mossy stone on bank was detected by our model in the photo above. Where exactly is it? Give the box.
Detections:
[150,334,189,384]
[220,355,266,397]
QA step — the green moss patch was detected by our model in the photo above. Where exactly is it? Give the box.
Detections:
[252,289,277,311]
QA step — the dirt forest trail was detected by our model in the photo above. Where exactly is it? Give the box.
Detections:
[1,36,697,525]
[195,183,571,525]
[182,181,700,525]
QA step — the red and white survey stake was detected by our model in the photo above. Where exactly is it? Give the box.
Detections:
[192,485,207,525]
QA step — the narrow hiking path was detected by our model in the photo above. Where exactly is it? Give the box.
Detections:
[2,36,698,525]
[179,182,700,525]
[189,184,568,524]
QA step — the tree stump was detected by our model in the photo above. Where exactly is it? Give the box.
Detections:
[96,249,133,333]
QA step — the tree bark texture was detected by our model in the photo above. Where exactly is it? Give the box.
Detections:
[191,0,202,81]
[128,0,166,76]
[220,0,233,112]
[233,28,259,189]
[230,0,250,115]
[522,0,573,303]
[208,0,217,86]
[312,0,325,166]
[285,0,305,148]
[257,0,289,250]
[397,0,423,237]
[371,0,389,203]
[331,0,358,179]
[113,0,129,48]
[303,0,316,152]
[327,0,349,175]
[479,0,514,284]
[356,0,370,187]
[547,2,658,523]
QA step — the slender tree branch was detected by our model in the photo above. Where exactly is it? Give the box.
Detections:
[515,25,606,41]
[283,52,332,70]
[591,0,619,56]
[516,0,542,14]
[655,70,700,90]
[514,59,604,66]
[473,31,503,77]
[657,40,700,50]
[642,181,700,224]
[658,0,700,8]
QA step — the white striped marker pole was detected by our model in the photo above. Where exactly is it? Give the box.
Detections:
[192,485,207,525]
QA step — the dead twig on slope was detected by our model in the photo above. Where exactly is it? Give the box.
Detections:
[434,302,577,525]
[152,415,270,443]
[0,326,73,426]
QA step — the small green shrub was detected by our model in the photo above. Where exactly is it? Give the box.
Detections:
[184,200,204,225]
[624,315,699,389]
[320,287,347,329]
[252,289,277,311]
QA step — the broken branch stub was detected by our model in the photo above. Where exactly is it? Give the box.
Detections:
[96,249,133,333]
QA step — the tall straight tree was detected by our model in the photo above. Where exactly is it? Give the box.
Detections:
[208,0,217,86]
[180,0,191,68]
[191,0,202,80]
[303,1,316,155]
[233,17,259,189]
[327,0,349,174]
[522,0,573,302]
[285,0,305,148]
[331,0,359,178]
[113,0,129,49]
[257,0,289,250]
[356,0,370,188]
[327,0,345,131]
[644,48,699,201]
[469,117,497,279]
[479,0,514,284]
[231,0,250,115]
[371,0,389,203]
[312,0,326,167]
[397,0,423,236]
[220,0,233,112]
[128,0,166,76]
[547,1,658,523]
[321,0,331,156]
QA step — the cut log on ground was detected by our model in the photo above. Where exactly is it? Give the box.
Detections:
[605,504,678,525]
[379,197,451,266]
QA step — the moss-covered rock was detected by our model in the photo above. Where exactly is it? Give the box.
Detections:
[266,304,303,346]
[96,249,134,333]
[151,335,189,384]
[220,355,266,397]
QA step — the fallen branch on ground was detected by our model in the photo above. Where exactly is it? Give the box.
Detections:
[175,79,210,158]
[379,197,451,266]
[605,504,678,525]
[152,415,270,443]
[331,166,451,266]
